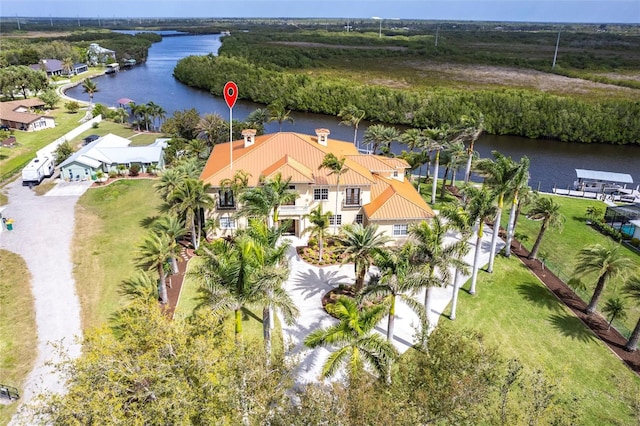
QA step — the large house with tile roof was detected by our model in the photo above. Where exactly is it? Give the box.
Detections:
[199,129,435,241]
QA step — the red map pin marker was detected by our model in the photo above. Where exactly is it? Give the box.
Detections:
[224,81,238,109]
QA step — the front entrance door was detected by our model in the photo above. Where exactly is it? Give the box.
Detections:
[279,219,297,236]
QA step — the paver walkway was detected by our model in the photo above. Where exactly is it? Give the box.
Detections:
[279,227,503,384]
[0,179,89,424]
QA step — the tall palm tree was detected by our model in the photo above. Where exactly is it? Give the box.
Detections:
[363,124,388,154]
[62,57,75,76]
[81,78,98,106]
[401,128,425,182]
[440,204,473,320]
[302,204,332,261]
[152,215,187,274]
[168,178,215,250]
[504,157,530,257]
[573,243,634,315]
[193,237,258,341]
[267,103,294,132]
[128,102,148,131]
[463,185,498,295]
[363,246,426,342]
[197,113,226,147]
[154,167,183,201]
[474,151,520,272]
[379,126,400,155]
[338,104,366,148]
[119,271,159,303]
[526,196,565,261]
[440,140,466,199]
[113,107,129,124]
[422,126,447,205]
[304,296,397,381]
[335,223,391,293]
[408,216,468,316]
[460,115,484,184]
[146,101,165,131]
[319,153,349,234]
[238,173,298,228]
[623,275,640,352]
[186,138,211,160]
[136,233,175,304]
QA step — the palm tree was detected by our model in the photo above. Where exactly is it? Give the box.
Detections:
[304,296,397,381]
[302,204,332,261]
[623,275,640,352]
[120,271,159,303]
[460,115,484,184]
[112,107,129,124]
[197,113,226,147]
[318,153,348,234]
[363,246,426,342]
[245,108,270,134]
[363,124,388,154]
[573,243,634,315]
[602,298,627,331]
[238,173,298,228]
[338,104,366,148]
[168,178,215,250]
[335,223,391,293]
[146,101,165,131]
[474,151,520,272]
[422,126,447,205]
[440,140,466,199]
[526,196,565,261]
[504,157,530,257]
[155,167,183,201]
[408,216,468,316]
[193,237,257,341]
[62,57,75,76]
[128,102,148,131]
[151,215,187,274]
[463,185,498,295]
[186,138,211,160]
[136,233,175,304]
[440,203,473,320]
[81,78,98,106]
[401,128,425,182]
[267,103,294,132]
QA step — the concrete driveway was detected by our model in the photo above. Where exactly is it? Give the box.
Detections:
[280,227,503,385]
[0,179,84,424]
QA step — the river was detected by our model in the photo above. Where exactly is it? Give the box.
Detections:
[65,33,640,192]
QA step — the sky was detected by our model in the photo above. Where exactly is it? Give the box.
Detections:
[1,0,639,24]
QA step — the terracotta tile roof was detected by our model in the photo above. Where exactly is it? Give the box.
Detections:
[261,155,315,183]
[364,175,435,221]
[347,155,409,172]
[200,132,375,187]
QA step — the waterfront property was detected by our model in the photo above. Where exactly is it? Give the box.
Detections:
[0,98,55,132]
[29,59,88,77]
[87,43,116,66]
[199,129,435,241]
[553,168,640,203]
[58,133,165,181]
[604,203,640,240]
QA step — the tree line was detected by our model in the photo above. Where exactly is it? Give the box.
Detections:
[174,55,640,145]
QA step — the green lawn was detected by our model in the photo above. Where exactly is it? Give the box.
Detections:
[0,250,37,425]
[443,255,640,425]
[72,179,162,329]
[502,194,640,338]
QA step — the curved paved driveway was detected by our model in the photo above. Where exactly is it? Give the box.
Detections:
[0,180,88,423]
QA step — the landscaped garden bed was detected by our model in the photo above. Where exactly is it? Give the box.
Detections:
[296,237,347,266]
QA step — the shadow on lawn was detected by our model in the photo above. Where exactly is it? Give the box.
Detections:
[517,282,564,312]
[548,313,596,343]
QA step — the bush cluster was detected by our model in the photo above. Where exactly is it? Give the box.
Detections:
[590,221,624,242]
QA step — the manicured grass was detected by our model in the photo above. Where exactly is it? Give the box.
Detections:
[0,250,36,425]
[174,257,203,319]
[72,179,161,329]
[502,194,640,337]
[443,255,640,425]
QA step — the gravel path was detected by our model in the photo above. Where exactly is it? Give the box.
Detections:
[0,179,89,423]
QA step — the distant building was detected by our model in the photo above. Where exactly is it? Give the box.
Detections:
[0,98,55,132]
[86,43,116,66]
[59,133,165,181]
[29,59,88,77]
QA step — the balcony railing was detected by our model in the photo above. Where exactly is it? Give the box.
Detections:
[216,202,236,211]
[342,198,362,208]
[279,204,311,215]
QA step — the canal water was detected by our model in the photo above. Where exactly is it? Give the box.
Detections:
[66,33,640,192]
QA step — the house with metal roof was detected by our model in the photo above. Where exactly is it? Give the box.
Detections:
[199,129,435,241]
[59,133,165,181]
[0,98,55,132]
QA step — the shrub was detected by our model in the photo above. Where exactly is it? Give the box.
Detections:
[129,164,140,176]
[631,238,640,248]
[108,170,118,178]
[65,101,80,113]
[590,221,623,242]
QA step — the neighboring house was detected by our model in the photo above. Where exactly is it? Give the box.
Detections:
[71,63,88,75]
[59,133,165,181]
[604,203,640,240]
[29,59,64,76]
[86,43,116,66]
[0,98,55,132]
[199,129,435,241]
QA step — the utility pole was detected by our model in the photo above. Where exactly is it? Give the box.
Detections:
[50,15,53,27]
[435,24,440,47]
[552,30,561,69]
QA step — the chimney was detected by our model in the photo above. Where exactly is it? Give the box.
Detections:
[315,128,330,146]
[242,129,257,148]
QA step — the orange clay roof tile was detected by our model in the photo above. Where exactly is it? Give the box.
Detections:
[364,175,435,221]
